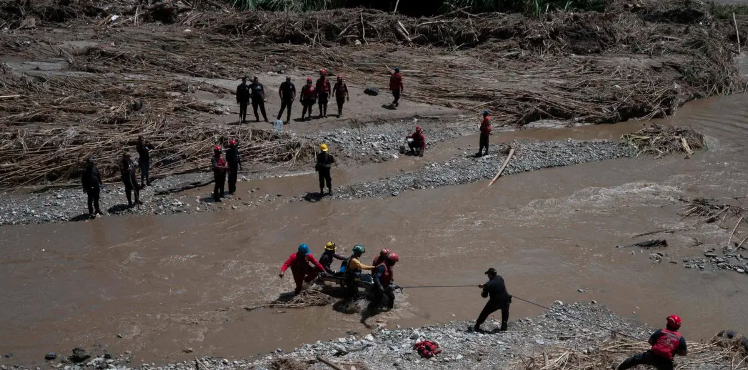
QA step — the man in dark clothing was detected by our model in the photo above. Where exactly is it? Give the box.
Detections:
[121,153,141,207]
[389,67,404,108]
[249,76,268,122]
[277,76,296,123]
[617,315,687,370]
[211,145,228,202]
[236,76,251,123]
[474,267,511,332]
[332,75,349,117]
[136,135,152,186]
[477,110,492,157]
[300,78,317,121]
[316,69,331,118]
[225,140,241,195]
[318,242,346,274]
[407,126,426,157]
[315,143,335,196]
[81,158,103,218]
[369,252,399,311]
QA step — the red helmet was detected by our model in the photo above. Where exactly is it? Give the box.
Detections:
[337,75,343,80]
[320,68,327,75]
[229,140,237,145]
[380,248,390,256]
[388,252,399,263]
[306,77,313,83]
[666,315,681,330]
[213,145,221,151]
[416,126,422,132]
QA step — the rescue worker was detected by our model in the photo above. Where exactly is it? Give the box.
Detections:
[318,242,346,274]
[343,244,376,299]
[211,145,228,202]
[315,143,335,196]
[477,110,492,157]
[369,252,399,311]
[136,135,152,186]
[81,158,103,218]
[300,77,317,121]
[225,139,241,195]
[373,248,390,266]
[389,67,403,108]
[121,152,141,208]
[332,75,349,117]
[407,126,426,157]
[474,267,511,332]
[277,76,296,123]
[316,69,331,118]
[616,315,687,370]
[236,76,251,123]
[279,244,327,295]
[249,76,268,122]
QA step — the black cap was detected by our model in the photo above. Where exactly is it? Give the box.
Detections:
[484,268,497,275]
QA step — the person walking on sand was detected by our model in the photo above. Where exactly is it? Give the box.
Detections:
[236,76,251,124]
[389,67,404,108]
[315,143,335,196]
[277,76,296,123]
[300,78,317,121]
[225,139,241,195]
[81,158,103,218]
[136,135,152,186]
[316,69,331,118]
[249,76,268,122]
[476,110,492,157]
[616,315,687,370]
[279,244,327,295]
[474,267,511,333]
[211,145,228,202]
[332,75,350,117]
[121,152,141,208]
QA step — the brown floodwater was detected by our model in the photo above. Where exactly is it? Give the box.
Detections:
[1,93,748,366]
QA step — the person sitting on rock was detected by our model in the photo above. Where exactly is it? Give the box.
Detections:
[616,315,687,370]
[318,242,346,274]
[474,267,511,333]
[279,244,326,295]
[407,126,425,157]
[368,252,399,311]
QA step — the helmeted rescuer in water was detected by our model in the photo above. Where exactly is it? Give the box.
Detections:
[368,252,399,311]
[279,244,326,295]
[616,315,687,370]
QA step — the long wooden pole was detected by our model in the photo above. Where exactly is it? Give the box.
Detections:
[393,0,401,14]
[734,13,741,54]
[488,147,515,186]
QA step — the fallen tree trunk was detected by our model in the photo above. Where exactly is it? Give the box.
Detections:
[617,239,668,248]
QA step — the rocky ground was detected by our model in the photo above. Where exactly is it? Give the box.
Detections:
[7,302,739,370]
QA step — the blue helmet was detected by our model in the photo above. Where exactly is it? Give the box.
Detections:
[483,110,489,116]
[394,67,400,72]
[298,244,310,255]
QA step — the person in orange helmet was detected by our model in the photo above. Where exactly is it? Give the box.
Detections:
[616,315,688,370]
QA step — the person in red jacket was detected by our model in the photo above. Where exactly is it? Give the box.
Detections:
[316,69,331,118]
[368,252,399,311]
[332,75,349,117]
[616,315,688,370]
[389,67,403,108]
[477,110,493,157]
[407,126,425,157]
[279,244,326,295]
[300,78,317,121]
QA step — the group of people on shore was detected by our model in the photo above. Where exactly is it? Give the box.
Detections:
[235,67,404,124]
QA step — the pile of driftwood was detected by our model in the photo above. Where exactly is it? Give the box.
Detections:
[243,289,335,312]
[680,197,748,248]
[513,335,747,369]
[621,124,705,157]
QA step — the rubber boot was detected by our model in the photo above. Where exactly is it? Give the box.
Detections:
[500,321,508,331]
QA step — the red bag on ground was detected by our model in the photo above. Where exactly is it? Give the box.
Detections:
[413,340,441,358]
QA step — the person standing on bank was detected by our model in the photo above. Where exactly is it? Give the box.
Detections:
[236,76,251,124]
[211,145,228,202]
[477,110,492,157]
[81,158,103,218]
[300,78,317,121]
[316,69,331,118]
[277,76,296,123]
[121,152,141,208]
[474,267,511,332]
[389,67,404,108]
[315,143,335,196]
[136,135,152,186]
[249,76,268,122]
[332,75,349,117]
[225,139,241,195]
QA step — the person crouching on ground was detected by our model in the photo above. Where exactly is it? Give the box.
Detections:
[616,315,687,370]
[318,242,346,274]
[279,244,326,295]
[474,267,511,332]
[407,126,426,157]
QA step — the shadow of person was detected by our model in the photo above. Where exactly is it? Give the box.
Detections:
[70,214,93,222]
[302,192,324,203]
[107,204,131,214]
[381,104,396,111]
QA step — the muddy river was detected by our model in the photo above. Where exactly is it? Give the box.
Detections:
[1,93,748,365]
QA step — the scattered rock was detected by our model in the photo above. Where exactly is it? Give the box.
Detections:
[45,353,56,361]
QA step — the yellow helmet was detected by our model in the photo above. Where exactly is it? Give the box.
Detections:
[320,143,329,152]
[325,242,336,250]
